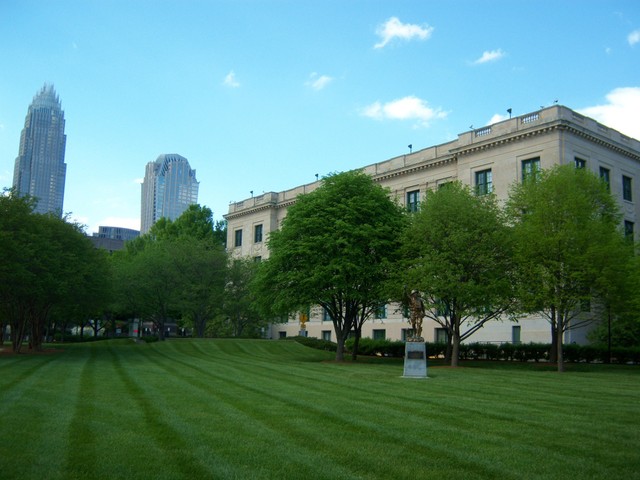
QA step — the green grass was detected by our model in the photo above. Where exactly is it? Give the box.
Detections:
[1,339,639,480]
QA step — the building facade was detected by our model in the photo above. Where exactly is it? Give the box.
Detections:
[141,154,199,234]
[94,225,140,242]
[224,105,640,344]
[13,84,67,216]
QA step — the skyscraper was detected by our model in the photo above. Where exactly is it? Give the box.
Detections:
[141,153,199,233]
[13,84,67,216]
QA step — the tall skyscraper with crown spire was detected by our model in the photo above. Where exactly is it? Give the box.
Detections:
[13,84,67,216]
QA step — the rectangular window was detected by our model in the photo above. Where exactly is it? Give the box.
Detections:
[574,157,586,169]
[475,169,493,195]
[435,328,448,344]
[625,220,634,240]
[254,224,263,243]
[234,229,243,247]
[435,300,450,318]
[322,308,331,321]
[253,256,262,263]
[322,330,332,341]
[406,190,420,212]
[511,325,521,344]
[600,167,611,192]
[522,157,541,182]
[278,331,287,338]
[375,304,387,319]
[623,175,633,202]
[373,329,386,340]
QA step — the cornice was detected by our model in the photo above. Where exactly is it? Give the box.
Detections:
[454,125,559,157]
[224,201,277,220]
[559,123,640,161]
[372,156,456,183]
[454,121,640,161]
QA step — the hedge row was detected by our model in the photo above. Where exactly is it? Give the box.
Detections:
[336,338,640,364]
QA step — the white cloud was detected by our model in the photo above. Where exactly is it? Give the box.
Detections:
[374,17,434,49]
[579,87,640,140]
[473,49,506,65]
[628,29,640,46]
[223,70,240,88]
[362,96,446,127]
[488,113,509,124]
[305,72,333,91]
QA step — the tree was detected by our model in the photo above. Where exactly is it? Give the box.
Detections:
[0,189,111,351]
[174,237,227,337]
[223,258,267,337]
[111,204,227,339]
[253,171,405,361]
[399,182,516,366]
[507,165,625,372]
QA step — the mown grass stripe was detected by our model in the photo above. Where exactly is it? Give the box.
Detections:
[108,343,222,480]
[137,343,526,479]
[2,339,639,479]
[66,343,98,479]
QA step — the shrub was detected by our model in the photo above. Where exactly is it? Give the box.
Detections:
[425,342,447,358]
[284,336,337,352]
[345,338,405,357]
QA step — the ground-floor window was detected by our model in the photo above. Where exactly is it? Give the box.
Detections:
[435,328,448,343]
[279,331,287,338]
[511,325,521,344]
[322,330,331,341]
[373,329,386,340]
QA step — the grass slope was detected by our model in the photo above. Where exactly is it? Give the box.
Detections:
[1,339,639,480]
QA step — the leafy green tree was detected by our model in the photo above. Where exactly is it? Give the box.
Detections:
[253,171,405,361]
[588,248,640,351]
[151,204,224,245]
[507,165,625,372]
[399,182,516,366]
[113,239,181,340]
[223,258,266,337]
[111,205,227,339]
[0,189,111,351]
[174,237,227,337]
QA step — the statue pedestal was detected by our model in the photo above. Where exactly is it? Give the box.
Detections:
[403,341,427,378]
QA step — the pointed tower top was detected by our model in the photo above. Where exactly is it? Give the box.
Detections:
[31,83,61,110]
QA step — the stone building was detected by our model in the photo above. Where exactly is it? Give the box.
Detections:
[224,105,640,343]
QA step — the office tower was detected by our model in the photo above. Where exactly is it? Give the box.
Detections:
[141,154,199,233]
[13,84,67,215]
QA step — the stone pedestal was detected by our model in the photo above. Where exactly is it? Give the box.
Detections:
[403,341,427,378]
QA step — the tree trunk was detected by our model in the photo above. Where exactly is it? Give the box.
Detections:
[549,306,558,363]
[444,337,453,364]
[556,320,565,373]
[335,335,346,362]
[451,332,461,367]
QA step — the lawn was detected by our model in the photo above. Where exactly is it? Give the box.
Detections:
[1,339,639,480]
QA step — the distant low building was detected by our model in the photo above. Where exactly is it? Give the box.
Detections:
[94,226,140,242]
[225,105,640,344]
[89,226,140,253]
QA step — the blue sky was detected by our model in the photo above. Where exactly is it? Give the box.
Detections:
[1,0,639,233]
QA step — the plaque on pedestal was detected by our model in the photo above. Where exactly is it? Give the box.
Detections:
[403,341,427,378]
